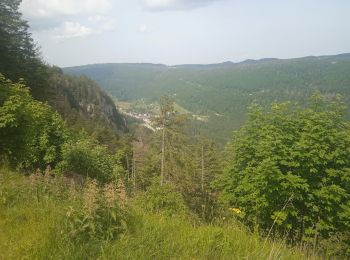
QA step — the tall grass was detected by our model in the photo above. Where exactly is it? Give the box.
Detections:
[0,167,316,259]
[102,213,312,260]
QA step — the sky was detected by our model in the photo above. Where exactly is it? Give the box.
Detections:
[20,0,350,67]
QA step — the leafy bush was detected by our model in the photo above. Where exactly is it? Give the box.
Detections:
[221,93,350,252]
[65,179,129,241]
[0,74,68,169]
[136,183,188,216]
[57,136,119,182]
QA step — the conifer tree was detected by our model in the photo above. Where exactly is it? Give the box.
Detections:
[190,137,221,220]
[156,95,189,186]
[0,0,49,100]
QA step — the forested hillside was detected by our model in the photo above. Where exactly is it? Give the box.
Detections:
[64,54,350,143]
[0,0,126,135]
[48,67,127,132]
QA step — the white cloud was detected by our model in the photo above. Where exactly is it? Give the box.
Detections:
[139,24,148,33]
[21,0,112,18]
[88,15,116,33]
[143,0,176,10]
[51,18,116,41]
[20,0,116,40]
[54,22,92,40]
[142,0,222,11]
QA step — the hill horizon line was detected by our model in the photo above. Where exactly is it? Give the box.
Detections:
[63,52,350,69]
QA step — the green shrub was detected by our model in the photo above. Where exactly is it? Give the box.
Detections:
[318,231,350,258]
[0,74,68,169]
[65,179,129,241]
[57,137,118,182]
[220,94,350,251]
[136,183,188,216]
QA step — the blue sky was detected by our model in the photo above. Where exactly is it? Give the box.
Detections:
[20,0,350,67]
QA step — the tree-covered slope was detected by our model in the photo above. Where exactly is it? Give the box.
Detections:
[48,67,127,132]
[64,54,350,143]
[0,0,127,135]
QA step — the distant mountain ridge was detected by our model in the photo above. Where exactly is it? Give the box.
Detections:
[63,53,350,144]
[65,53,350,70]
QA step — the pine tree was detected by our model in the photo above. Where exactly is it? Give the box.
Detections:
[0,0,49,100]
[190,137,221,220]
[156,95,190,187]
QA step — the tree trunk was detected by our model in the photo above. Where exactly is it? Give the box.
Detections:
[160,125,165,186]
[201,145,205,192]
[132,154,136,189]
[201,145,205,219]
[125,154,130,182]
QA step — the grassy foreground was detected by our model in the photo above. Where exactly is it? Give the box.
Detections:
[0,168,315,260]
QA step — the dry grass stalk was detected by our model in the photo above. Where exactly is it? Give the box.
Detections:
[116,181,128,208]
[83,179,99,216]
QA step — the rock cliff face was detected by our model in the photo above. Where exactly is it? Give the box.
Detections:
[48,68,127,132]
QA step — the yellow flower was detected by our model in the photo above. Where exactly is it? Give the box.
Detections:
[229,207,241,214]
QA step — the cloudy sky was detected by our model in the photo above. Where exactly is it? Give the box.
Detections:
[20,0,350,67]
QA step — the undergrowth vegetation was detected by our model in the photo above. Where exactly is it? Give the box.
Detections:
[0,167,315,260]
